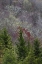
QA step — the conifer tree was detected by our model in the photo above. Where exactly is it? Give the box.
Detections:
[17,29,27,60]
[0,28,12,49]
[27,41,30,55]
[23,47,35,64]
[34,39,40,58]
[3,48,17,64]
[0,28,12,64]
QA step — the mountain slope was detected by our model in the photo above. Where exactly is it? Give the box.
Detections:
[0,0,42,42]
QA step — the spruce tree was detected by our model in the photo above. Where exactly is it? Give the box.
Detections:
[34,39,40,58]
[3,48,17,64]
[27,41,30,55]
[17,29,27,60]
[23,50,35,64]
[0,28,12,64]
[0,28,12,49]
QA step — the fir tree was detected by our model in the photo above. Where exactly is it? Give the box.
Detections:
[17,29,27,60]
[34,39,40,58]
[0,28,12,49]
[27,41,30,55]
[23,48,35,64]
[0,28,12,64]
[3,48,17,64]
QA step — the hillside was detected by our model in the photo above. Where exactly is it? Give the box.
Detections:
[0,0,42,42]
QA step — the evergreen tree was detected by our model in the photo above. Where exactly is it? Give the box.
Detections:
[27,41,30,55]
[0,28,12,49]
[17,29,27,60]
[3,48,17,64]
[23,48,35,64]
[33,39,40,58]
[0,28,13,64]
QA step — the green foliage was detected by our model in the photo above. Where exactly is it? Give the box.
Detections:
[0,28,42,64]
[3,48,17,64]
[34,57,42,64]
[33,39,40,58]
[0,28,12,49]
[0,28,13,64]
[27,41,31,55]
[17,29,27,60]
[22,49,35,64]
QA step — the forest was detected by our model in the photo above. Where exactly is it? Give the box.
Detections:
[0,28,42,64]
[0,0,42,64]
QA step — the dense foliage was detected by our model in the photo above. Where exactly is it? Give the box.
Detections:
[0,28,42,64]
[17,29,27,60]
